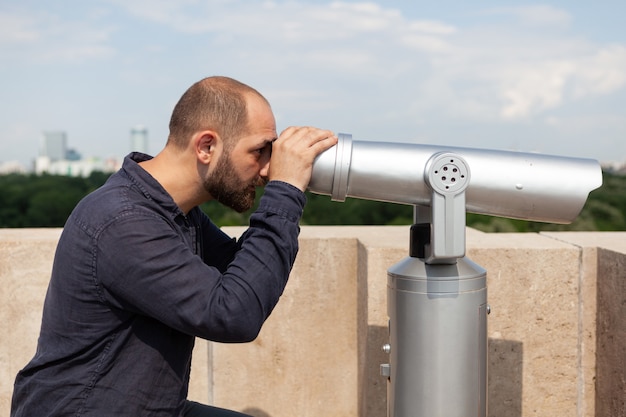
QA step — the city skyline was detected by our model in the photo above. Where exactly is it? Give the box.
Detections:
[1,0,625,169]
[0,125,148,174]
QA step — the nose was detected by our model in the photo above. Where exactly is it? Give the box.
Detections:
[259,157,270,181]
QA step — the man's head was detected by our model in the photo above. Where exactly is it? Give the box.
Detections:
[167,76,276,213]
[167,76,269,151]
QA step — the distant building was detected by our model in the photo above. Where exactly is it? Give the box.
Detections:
[35,130,121,177]
[35,156,120,177]
[40,131,67,161]
[130,125,149,154]
[0,161,27,174]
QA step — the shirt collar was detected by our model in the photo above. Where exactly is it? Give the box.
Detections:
[121,152,186,218]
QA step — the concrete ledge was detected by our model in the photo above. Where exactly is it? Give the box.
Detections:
[1,228,624,417]
[541,232,626,417]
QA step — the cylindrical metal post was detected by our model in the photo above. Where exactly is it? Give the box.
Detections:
[386,256,488,417]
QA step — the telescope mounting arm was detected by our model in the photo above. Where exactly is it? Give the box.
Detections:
[411,152,471,265]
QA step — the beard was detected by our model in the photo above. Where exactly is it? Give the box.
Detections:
[203,150,261,213]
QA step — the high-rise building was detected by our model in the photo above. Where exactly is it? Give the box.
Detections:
[40,131,67,161]
[34,130,121,176]
[130,125,149,154]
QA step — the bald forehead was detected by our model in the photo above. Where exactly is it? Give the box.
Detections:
[243,92,276,132]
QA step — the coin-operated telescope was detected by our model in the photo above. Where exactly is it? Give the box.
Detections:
[308,133,602,417]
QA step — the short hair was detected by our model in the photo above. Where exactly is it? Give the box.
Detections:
[167,76,268,149]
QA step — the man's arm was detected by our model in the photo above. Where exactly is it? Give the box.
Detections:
[95,181,304,343]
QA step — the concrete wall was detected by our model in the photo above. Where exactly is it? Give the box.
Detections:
[1,228,624,417]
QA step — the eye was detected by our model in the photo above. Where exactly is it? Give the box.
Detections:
[255,143,272,157]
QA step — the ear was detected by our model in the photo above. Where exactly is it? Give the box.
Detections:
[194,130,220,165]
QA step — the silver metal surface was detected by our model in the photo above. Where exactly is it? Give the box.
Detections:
[424,152,470,262]
[386,256,488,417]
[309,133,603,223]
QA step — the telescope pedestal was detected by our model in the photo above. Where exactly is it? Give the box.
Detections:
[385,255,488,417]
[382,148,487,417]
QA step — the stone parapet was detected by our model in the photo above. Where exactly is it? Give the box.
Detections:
[1,227,624,417]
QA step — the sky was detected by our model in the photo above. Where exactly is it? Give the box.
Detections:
[1,0,625,169]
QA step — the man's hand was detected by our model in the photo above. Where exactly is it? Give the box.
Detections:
[268,126,338,192]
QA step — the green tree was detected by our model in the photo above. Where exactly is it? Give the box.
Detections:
[0,172,111,227]
[0,169,624,231]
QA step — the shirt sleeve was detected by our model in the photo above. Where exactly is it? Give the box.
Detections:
[194,210,239,273]
[95,181,306,343]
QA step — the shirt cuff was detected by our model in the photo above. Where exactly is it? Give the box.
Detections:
[258,181,307,222]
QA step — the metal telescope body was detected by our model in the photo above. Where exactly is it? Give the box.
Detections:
[308,133,602,417]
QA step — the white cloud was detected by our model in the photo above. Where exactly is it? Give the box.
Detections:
[0,8,115,65]
[481,5,572,28]
[572,44,626,98]
[4,2,625,118]
[408,20,457,35]
[511,4,572,27]
[494,45,626,119]
[79,0,626,143]
[0,11,40,43]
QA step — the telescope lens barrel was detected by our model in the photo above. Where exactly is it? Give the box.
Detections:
[309,134,602,224]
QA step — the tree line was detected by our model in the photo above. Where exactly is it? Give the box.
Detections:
[0,170,623,232]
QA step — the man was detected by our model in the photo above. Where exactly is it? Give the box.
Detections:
[11,76,338,417]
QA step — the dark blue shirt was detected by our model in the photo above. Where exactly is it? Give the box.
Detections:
[11,153,305,417]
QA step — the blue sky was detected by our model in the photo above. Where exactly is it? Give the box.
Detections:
[1,0,625,168]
